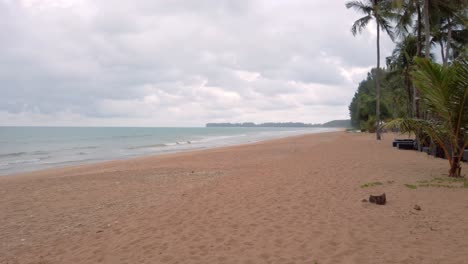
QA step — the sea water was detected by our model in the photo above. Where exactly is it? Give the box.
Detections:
[0,126,336,175]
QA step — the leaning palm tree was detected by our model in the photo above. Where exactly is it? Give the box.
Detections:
[385,56,468,177]
[346,0,395,140]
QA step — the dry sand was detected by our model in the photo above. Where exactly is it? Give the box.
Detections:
[1,131,467,264]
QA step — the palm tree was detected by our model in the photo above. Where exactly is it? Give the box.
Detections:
[346,0,395,140]
[387,35,420,117]
[422,0,466,62]
[392,0,425,120]
[392,0,424,57]
[424,0,431,59]
[385,56,468,177]
[391,0,466,124]
[431,0,468,66]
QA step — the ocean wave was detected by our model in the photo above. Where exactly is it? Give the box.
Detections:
[31,150,49,155]
[84,134,153,141]
[50,145,98,153]
[40,158,94,166]
[0,158,41,166]
[165,141,194,146]
[127,143,167,150]
[111,134,153,139]
[197,134,247,143]
[77,145,98,150]
[64,146,98,151]
[127,140,194,150]
[0,152,27,158]
[0,150,51,159]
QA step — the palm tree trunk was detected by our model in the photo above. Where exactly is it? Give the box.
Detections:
[440,40,445,63]
[405,71,414,117]
[449,157,462,177]
[411,83,417,118]
[415,1,422,119]
[416,2,422,57]
[444,16,452,66]
[376,20,381,140]
[449,136,465,177]
[424,0,430,59]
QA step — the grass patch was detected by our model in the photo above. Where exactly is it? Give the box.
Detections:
[413,177,468,188]
[432,177,465,183]
[404,184,418,189]
[418,183,458,188]
[360,181,383,188]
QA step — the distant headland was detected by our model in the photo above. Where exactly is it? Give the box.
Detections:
[206,120,351,128]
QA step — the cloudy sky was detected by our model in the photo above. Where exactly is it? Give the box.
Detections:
[0,0,394,126]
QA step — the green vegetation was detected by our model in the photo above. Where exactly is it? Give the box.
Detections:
[385,58,467,177]
[404,184,418,189]
[360,181,384,188]
[347,0,467,178]
[321,120,352,128]
[414,177,468,188]
[205,120,351,128]
[349,68,407,131]
[418,183,458,188]
[347,0,467,132]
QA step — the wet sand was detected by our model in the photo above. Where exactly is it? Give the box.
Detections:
[1,131,467,264]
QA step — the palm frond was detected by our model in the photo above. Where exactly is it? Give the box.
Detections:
[411,58,456,123]
[351,15,373,36]
[345,1,373,15]
[394,12,413,39]
[453,56,468,134]
[378,17,396,41]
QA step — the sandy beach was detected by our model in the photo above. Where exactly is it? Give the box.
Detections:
[1,131,467,264]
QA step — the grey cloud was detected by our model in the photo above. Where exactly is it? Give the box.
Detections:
[0,0,394,126]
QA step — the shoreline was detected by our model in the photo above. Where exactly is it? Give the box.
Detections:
[1,131,467,263]
[2,128,340,178]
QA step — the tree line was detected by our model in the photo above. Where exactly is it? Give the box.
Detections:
[347,0,467,176]
[206,120,351,128]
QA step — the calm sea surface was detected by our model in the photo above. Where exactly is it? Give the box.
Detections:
[0,126,336,175]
